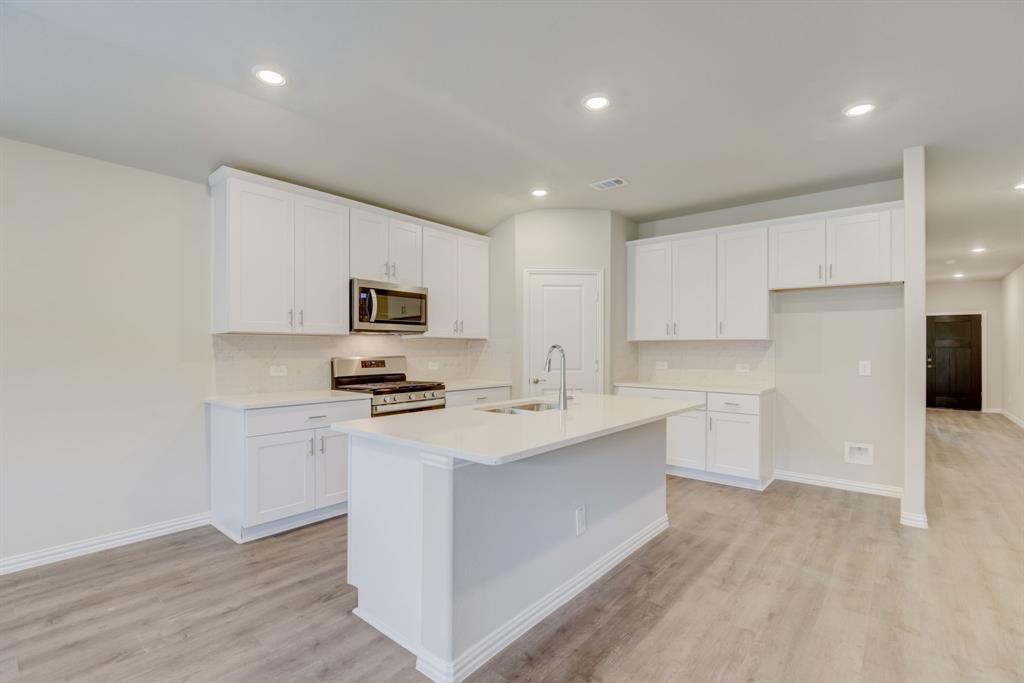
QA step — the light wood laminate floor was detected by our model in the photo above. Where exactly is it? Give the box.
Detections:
[1,410,1021,682]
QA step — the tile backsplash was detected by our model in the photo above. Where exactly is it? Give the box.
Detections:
[636,340,775,386]
[213,334,504,395]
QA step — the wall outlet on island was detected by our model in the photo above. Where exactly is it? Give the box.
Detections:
[735,364,750,373]
[428,361,440,370]
[654,360,668,370]
[269,365,288,377]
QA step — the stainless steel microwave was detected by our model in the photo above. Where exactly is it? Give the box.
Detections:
[351,279,428,333]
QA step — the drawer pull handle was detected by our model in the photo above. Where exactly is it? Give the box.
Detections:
[475,396,489,401]
[724,402,740,407]
[307,415,328,420]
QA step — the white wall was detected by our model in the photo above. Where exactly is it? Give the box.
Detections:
[0,139,505,562]
[1,138,213,559]
[639,179,902,238]
[926,279,1004,411]
[773,286,905,488]
[609,212,639,384]
[1003,264,1024,424]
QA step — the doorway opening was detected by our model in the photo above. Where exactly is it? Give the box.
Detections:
[926,314,982,411]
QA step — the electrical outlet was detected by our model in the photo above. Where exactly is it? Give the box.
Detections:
[858,360,872,376]
[735,363,750,373]
[655,360,668,370]
[269,365,288,377]
[428,361,440,370]
[575,505,587,536]
[845,442,874,465]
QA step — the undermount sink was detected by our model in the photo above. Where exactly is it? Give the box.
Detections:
[480,401,560,415]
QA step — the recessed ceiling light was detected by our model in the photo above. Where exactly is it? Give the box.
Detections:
[582,95,611,111]
[844,103,875,117]
[970,247,986,253]
[1015,182,1024,191]
[253,67,286,86]
[953,273,965,278]
[530,189,548,197]
[945,259,957,264]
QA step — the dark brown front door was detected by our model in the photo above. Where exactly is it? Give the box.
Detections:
[927,314,982,411]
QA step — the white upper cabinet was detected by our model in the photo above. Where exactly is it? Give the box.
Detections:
[349,208,391,282]
[388,218,423,285]
[672,234,717,339]
[295,196,350,335]
[421,226,489,339]
[826,210,892,286]
[768,205,902,290]
[717,227,769,340]
[457,236,489,339]
[768,218,826,289]
[629,241,673,340]
[350,210,422,285]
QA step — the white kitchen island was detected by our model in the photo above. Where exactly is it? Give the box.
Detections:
[330,392,701,683]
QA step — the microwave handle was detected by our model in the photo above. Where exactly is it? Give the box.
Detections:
[369,289,378,322]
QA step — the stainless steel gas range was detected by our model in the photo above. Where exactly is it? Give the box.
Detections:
[331,356,445,416]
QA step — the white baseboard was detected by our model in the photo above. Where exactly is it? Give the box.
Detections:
[0,512,211,576]
[900,511,929,529]
[996,410,1024,429]
[213,503,348,544]
[666,465,772,491]
[773,469,903,498]
[414,514,670,683]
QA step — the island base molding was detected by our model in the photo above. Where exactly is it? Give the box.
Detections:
[413,514,669,683]
[666,464,773,491]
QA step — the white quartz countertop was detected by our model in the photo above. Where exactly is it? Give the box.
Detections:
[206,389,371,410]
[444,379,512,392]
[614,381,775,395]
[330,393,701,466]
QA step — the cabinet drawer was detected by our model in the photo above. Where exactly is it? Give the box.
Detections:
[706,392,760,415]
[246,400,371,437]
[446,387,511,408]
[615,386,706,404]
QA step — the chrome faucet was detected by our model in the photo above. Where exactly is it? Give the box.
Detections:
[543,344,569,410]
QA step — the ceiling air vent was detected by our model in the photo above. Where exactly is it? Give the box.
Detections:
[589,177,628,191]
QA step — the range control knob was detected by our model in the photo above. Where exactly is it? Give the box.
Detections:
[382,396,392,404]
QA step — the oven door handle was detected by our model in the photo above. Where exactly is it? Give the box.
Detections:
[369,289,378,322]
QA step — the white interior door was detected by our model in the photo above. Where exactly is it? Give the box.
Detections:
[295,196,349,335]
[826,211,892,286]
[630,242,672,340]
[457,237,489,339]
[315,428,349,508]
[421,227,460,337]
[387,218,422,285]
[524,270,603,397]
[349,208,390,281]
[768,218,826,289]
[671,234,717,339]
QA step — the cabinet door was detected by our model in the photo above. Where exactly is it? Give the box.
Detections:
[630,242,673,340]
[315,428,349,508]
[227,179,295,333]
[457,237,489,339]
[826,211,892,286]
[245,430,316,526]
[421,227,460,337]
[706,411,759,479]
[388,218,422,285]
[768,218,826,290]
[717,227,769,339]
[350,208,391,281]
[295,196,349,335]
[666,411,707,470]
[671,234,717,339]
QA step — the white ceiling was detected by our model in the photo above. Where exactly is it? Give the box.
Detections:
[2,1,1022,280]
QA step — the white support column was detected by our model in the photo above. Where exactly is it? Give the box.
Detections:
[901,146,928,529]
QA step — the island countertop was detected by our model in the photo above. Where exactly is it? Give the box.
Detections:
[330,392,701,466]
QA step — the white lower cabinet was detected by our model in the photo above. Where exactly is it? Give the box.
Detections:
[445,385,511,408]
[615,385,773,490]
[209,398,370,542]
